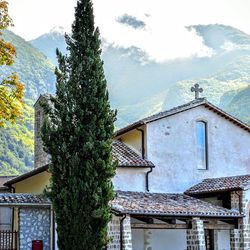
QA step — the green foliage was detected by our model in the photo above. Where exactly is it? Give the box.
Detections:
[1,30,55,98]
[0,100,34,174]
[31,24,250,127]
[1,23,250,176]
[41,0,116,249]
[226,85,250,124]
[30,30,67,65]
[0,30,55,175]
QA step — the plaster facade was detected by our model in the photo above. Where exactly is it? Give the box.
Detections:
[13,171,50,194]
[132,229,186,250]
[119,129,144,157]
[146,106,250,193]
[113,167,148,192]
[18,98,250,250]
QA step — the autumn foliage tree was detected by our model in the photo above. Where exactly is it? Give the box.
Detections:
[0,0,24,127]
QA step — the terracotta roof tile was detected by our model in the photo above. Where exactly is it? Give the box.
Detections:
[111,191,241,218]
[0,193,51,206]
[4,141,153,187]
[186,175,250,195]
[0,176,17,190]
[112,140,154,167]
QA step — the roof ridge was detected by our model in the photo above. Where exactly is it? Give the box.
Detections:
[204,174,250,181]
[115,98,250,137]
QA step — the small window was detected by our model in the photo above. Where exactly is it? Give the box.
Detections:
[196,121,208,170]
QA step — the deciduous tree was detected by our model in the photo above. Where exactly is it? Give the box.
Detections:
[0,0,24,126]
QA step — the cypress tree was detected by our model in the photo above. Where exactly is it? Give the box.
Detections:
[41,0,116,249]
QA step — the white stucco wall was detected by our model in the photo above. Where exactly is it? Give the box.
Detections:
[112,168,148,192]
[146,106,250,193]
[217,230,230,250]
[132,229,186,250]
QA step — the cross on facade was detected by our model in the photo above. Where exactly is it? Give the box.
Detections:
[191,83,203,99]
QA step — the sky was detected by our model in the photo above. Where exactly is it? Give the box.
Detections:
[8,0,250,62]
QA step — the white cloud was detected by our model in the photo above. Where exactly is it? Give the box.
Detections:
[7,0,250,62]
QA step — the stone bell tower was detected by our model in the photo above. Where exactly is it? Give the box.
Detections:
[34,94,50,168]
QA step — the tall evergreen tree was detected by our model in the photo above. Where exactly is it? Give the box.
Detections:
[41,0,116,249]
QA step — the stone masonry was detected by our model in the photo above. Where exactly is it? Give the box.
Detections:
[186,217,206,250]
[230,190,250,250]
[34,95,50,169]
[19,208,51,250]
[108,214,132,250]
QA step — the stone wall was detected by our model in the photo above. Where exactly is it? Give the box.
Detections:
[19,207,51,250]
[34,95,50,169]
[230,190,250,250]
[107,214,132,250]
[108,215,120,249]
[186,217,206,250]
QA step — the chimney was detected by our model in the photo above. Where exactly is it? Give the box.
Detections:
[34,95,50,168]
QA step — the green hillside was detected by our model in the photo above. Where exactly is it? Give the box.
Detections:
[1,24,250,175]
[1,30,56,98]
[0,30,56,174]
[15,24,250,127]
[30,27,67,65]
[225,86,250,123]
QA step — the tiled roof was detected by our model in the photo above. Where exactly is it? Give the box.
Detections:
[112,140,154,167]
[0,193,51,206]
[0,176,16,190]
[4,165,49,186]
[111,191,241,218]
[4,141,153,187]
[186,175,250,195]
[115,98,250,136]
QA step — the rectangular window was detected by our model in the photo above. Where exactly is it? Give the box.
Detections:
[196,121,208,169]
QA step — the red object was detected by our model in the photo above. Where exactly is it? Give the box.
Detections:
[32,240,43,250]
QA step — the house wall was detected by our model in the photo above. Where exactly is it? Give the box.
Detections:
[217,230,230,250]
[19,207,51,250]
[113,168,148,192]
[108,215,132,250]
[0,207,12,230]
[132,229,186,250]
[118,127,145,156]
[13,171,51,194]
[146,106,250,193]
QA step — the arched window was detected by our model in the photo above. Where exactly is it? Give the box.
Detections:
[196,121,208,170]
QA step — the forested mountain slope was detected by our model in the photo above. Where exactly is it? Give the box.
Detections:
[0,30,55,174]
[31,25,250,127]
[1,24,250,174]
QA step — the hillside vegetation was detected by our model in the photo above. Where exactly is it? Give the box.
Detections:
[1,24,250,174]
[0,30,55,174]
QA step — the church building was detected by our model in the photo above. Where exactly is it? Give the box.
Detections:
[1,85,250,250]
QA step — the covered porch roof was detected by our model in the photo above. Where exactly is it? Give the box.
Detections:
[111,191,242,218]
[4,141,154,187]
[0,193,51,207]
[185,174,250,195]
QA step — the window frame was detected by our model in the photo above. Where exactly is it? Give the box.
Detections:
[196,120,209,170]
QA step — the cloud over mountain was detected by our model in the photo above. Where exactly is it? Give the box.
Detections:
[117,14,146,29]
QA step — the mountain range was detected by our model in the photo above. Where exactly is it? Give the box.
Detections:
[0,24,249,174]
